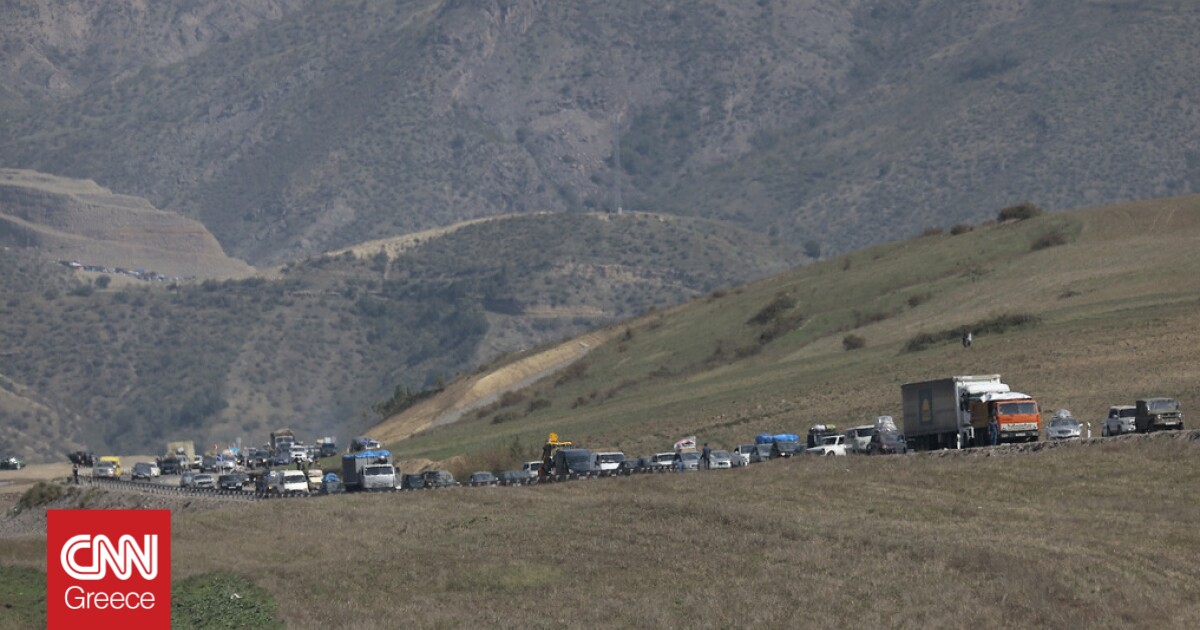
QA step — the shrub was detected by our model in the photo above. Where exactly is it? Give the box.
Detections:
[1031,230,1069,251]
[842,334,866,351]
[949,224,974,235]
[903,313,1041,353]
[491,411,519,425]
[907,293,932,308]
[997,202,1044,222]
[95,275,112,289]
[921,226,945,237]
[15,481,65,513]
[748,293,796,326]
[526,398,552,413]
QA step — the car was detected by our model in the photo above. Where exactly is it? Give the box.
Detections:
[844,425,877,454]
[401,473,426,490]
[1046,410,1082,441]
[806,434,848,456]
[868,429,908,455]
[748,444,773,463]
[593,451,626,471]
[708,450,733,469]
[160,456,183,475]
[732,445,755,467]
[1103,405,1137,437]
[423,470,458,488]
[770,440,802,458]
[193,473,217,489]
[320,473,345,494]
[131,462,156,480]
[617,458,642,471]
[675,451,701,471]
[218,472,249,490]
[290,445,311,464]
[306,469,324,491]
[469,471,498,487]
[179,471,197,488]
[648,452,676,468]
[68,451,97,467]
[0,456,25,470]
[498,471,527,484]
[93,462,118,479]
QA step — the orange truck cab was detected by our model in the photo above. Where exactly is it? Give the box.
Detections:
[971,393,1041,444]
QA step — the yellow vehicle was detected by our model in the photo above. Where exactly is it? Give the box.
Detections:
[98,455,122,477]
[539,433,572,477]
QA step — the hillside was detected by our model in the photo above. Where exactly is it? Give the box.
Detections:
[379,195,1200,469]
[0,169,254,278]
[1,1,1197,264]
[0,211,796,462]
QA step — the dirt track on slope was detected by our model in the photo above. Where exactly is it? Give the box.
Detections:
[370,328,619,445]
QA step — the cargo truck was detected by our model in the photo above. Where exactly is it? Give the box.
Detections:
[271,428,296,454]
[902,375,1041,450]
[165,441,195,471]
[342,450,396,491]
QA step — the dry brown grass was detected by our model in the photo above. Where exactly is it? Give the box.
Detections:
[5,436,1197,628]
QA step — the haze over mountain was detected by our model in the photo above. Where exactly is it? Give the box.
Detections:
[2,0,1196,265]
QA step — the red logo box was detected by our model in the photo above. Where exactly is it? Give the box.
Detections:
[47,510,171,629]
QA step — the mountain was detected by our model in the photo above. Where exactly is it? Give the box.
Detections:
[377,194,1200,470]
[0,210,796,462]
[2,1,1197,265]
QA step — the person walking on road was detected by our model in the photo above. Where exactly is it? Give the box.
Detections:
[701,443,712,470]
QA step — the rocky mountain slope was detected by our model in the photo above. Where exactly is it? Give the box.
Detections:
[2,1,1196,264]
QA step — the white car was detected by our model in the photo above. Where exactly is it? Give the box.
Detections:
[1103,405,1137,437]
[1046,411,1082,441]
[806,434,848,456]
[648,452,676,468]
[732,445,755,466]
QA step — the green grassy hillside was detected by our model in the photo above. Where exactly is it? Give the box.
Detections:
[0,212,795,461]
[384,195,1200,469]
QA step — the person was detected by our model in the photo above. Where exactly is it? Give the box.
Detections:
[989,416,999,446]
[701,443,712,470]
[962,331,973,348]
[72,463,79,485]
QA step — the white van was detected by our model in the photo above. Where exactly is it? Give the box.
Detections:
[271,470,311,494]
[594,451,626,471]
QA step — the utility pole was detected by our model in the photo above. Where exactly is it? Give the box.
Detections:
[611,114,623,214]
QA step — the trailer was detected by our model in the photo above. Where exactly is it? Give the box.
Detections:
[902,375,1041,450]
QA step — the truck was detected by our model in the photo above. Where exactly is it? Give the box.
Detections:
[271,428,296,454]
[902,375,1041,450]
[1134,398,1184,433]
[341,450,396,491]
[316,436,338,458]
[165,441,195,471]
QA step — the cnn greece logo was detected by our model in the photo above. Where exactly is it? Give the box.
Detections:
[60,533,158,580]
[47,510,171,628]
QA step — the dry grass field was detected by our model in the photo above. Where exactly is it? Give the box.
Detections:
[3,196,1200,627]
[2,434,1198,628]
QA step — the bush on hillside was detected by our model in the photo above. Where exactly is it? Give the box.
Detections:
[748,293,797,326]
[1031,229,1069,251]
[842,334,866,351]
[949,223,974,235]
[998,202,1044,222]
[903,313,1041,352]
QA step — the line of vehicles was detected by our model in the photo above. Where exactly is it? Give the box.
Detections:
[65,374,1184,496]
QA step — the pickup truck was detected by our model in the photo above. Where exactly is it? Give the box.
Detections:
[806,434,848,456]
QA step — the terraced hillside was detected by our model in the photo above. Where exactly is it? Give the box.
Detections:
[380,195,1200,469]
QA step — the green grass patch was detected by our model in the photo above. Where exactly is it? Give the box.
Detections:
[0,566,46,630]
[172,573,283,630]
